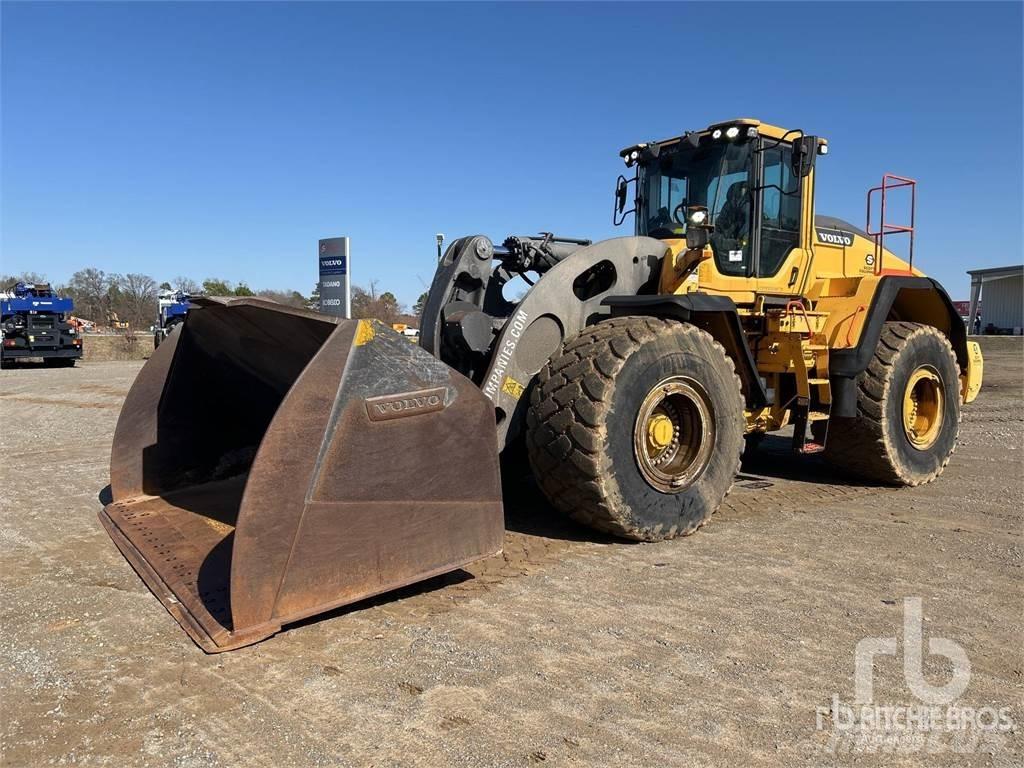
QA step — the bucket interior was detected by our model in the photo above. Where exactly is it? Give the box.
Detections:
[144,304,336,496]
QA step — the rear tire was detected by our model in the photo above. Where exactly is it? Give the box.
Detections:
[823,322,960,485]
[526,316,744,541]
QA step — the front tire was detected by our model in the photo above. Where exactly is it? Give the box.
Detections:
[823,321,960,485]
[526,316,744,541]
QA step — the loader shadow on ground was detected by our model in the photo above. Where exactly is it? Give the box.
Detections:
[500,478,623,543]
[738,432,874,486]
[92,431,883,645]
[285,570,477,632]
[497,432,876,543]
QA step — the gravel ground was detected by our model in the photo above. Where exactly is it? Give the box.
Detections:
[1,339,1021,767]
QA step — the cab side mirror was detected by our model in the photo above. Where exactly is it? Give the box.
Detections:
[615,176,629,214]
[791,135,818,178]
[613,174,636,226]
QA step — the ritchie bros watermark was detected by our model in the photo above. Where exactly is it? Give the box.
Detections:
[816,597,1016,755]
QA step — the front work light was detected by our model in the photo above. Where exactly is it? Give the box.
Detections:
[725,126,740,139]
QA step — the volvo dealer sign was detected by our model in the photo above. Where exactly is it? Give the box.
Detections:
[318,237,350,318]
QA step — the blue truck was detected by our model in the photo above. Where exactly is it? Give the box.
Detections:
[1,282,82,367]
[153,289,194,348]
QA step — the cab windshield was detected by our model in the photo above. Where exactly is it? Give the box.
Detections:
[637,140,754,275]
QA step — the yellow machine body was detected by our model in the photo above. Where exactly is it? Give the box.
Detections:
[627,118,982,436]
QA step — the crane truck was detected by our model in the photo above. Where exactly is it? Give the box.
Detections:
[153,289,194,348]
[1,282,82,367]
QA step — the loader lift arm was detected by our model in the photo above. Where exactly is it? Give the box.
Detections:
[421,235,667,449]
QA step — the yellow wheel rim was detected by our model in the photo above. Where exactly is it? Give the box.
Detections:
[634,376,714,493]
[902,366,943,450]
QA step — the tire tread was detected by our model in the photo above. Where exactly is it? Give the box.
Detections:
[526,316,743,540]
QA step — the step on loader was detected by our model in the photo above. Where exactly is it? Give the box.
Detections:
[102,118,983,651]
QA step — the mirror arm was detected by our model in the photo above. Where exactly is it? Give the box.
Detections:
[752,182,801,198]
[753,128,804,154]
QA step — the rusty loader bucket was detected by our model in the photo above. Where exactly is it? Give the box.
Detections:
[100,298,503,652]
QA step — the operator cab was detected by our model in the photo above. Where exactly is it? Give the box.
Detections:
[615,119,827,284]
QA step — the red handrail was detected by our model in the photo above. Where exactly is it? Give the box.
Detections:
[866,174,916,275]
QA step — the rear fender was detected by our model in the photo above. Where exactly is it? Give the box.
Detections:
[829,277,969,416]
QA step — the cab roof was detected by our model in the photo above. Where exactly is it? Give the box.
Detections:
[619,118,828,159]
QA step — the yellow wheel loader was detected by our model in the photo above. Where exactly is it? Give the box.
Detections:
[101,118,983,651]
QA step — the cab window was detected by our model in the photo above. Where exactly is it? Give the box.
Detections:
[707,143,753,277]
[758,146,802,277]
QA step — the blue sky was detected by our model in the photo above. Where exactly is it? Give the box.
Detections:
[2,1,1021,306]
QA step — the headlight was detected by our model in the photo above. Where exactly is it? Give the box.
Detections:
[711,129,722,140]
[725,126,740,139]
[689,209,708,225]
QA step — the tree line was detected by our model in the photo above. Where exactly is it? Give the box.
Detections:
[2,269,424,330]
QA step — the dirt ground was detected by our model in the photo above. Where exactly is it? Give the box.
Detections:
[1,338,1021,767]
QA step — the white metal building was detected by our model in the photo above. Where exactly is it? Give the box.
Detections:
[967,265,1023,334]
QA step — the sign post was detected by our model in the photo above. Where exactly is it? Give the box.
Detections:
[318,237,350,318]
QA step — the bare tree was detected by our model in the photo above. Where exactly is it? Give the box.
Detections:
[1,272,48,290]
[119,273,159,328]
[257,289,308,308]
[350,282,406,324]
[173,276,201,295]
[65,268,111,322]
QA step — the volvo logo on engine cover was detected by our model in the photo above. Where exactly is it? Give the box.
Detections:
[815,228,855,247]
[365,387,448,421]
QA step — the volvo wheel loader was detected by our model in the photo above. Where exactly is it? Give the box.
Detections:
[101,118,983,651]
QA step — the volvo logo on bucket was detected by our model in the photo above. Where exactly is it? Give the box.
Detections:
[318,237,351,318]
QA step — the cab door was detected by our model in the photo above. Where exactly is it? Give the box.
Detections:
[754,142,812,296]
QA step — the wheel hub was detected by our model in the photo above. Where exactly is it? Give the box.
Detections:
[646,412,676,451]
[634,376,714,493]
[902,366,943,450]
